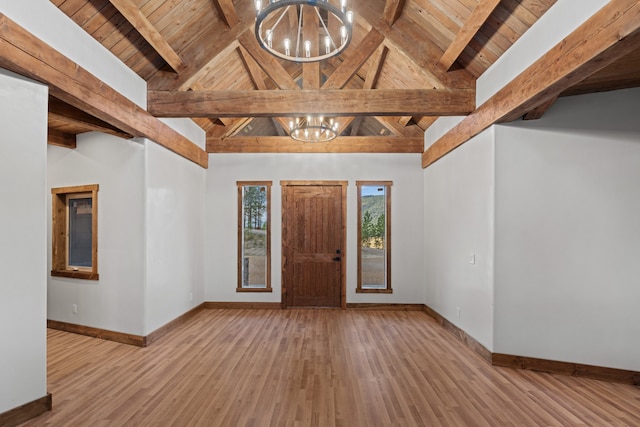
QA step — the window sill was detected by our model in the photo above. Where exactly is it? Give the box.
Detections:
[356,288,393,294]
[51,270,99,281]
[236,287,273,293]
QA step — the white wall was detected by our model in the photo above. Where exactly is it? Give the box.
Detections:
[0,70,48,413]
[477,0,609,104]
[48,134,146,335]
[425,0,611,149]
[2,0,206,338]
[494,88,640,371]
[206,154,425,304]
[0,0,146,108]
[144,141,206,334]
[423,129,495,350]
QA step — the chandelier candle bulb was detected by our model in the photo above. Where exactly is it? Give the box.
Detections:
[284,38,290,56]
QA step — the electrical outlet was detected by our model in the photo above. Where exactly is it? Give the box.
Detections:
[72,304,78,315]
[457,306,461,319]
[189,292,193,301]
[469,253,476,264]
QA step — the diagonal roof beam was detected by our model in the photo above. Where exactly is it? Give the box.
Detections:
[352,0,473,89]
[438,0,501,70]
[208,117,253,140]
[238,45,292,135]
[149,6,256,91]
[0,14,207,168]
[422,0,640,168]
[148,88,475,117]
[382,0,407,27]
[108,0,186,73]
[376,116,423,137]
[416,117,438,131]
[351,44,389,135]
[213,0,239,28]
[322,29,385,90]
[237,30,299,90]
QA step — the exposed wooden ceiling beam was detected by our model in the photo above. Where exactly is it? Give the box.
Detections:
[302,6,321,90]
[238,45,269,90]
[207,136,424,153]
[148,88,475,117]
[191,117,218,132]
[376,116,423,137]
[49,97,133,139]
[397,116,412,126]
[208,117,253,140]
[189,81,235,130]
[352,0,473,89]
[108,0,186,73]
[382,0,407,26]
[148,4,256,92]
[322,29,385,90]
[422,0,640,168]
[48,128,77,149]
[363,45,388,89]
[438,0,501,70]
[213,0,239,28]
[237,30,299,90]
[349,117,364,136]
[416,117,438,131]
[238,46,293,134]
[350,45,389,136]
[0,14,207,168]
[523,96,559,121]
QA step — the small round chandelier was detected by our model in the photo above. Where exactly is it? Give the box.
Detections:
[289,117,339,142]
[255,0,354,63]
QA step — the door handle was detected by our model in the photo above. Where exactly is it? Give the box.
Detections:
[333,257,341,261]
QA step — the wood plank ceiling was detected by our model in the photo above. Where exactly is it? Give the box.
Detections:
[47,0,640,154]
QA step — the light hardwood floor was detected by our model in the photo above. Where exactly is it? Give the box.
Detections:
[21,309,640,426]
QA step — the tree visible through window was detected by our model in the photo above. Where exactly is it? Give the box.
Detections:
[357,181,392,293]
[237,181,272,292]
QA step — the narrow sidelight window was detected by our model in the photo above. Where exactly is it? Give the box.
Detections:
[237,181,272,292]
[51,184,99,280]
[357,181,392,293]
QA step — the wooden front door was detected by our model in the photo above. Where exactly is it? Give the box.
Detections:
[282,182,346,308]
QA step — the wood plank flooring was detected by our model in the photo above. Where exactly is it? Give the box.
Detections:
[20,309,640,426]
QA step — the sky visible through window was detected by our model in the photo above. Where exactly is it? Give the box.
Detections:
[362,186,384,197]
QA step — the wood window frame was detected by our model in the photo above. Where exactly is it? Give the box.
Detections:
[356,181,392,294]
[51,184,99,280]
[237,181,272,292]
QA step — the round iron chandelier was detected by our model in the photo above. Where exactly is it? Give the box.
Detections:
[289,117,339,142]
[255,0,354,63]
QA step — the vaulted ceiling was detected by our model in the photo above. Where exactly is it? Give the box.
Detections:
[46,0,640,156]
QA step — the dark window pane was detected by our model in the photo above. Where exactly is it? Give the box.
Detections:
[68,197,92,268]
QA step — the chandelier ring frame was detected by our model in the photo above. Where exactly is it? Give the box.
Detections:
[255,0,353,63]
